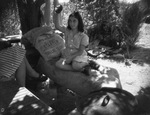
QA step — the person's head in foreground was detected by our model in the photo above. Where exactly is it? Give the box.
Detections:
[75,88,138,115]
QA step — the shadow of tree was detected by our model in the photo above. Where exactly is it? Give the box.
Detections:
[52,86,76,115]
[95,46,150,66]
[129,47,150,65]
[135,87,150,115]
[0,80,21,112]
[3,95,55,115]
[0,80,55,115]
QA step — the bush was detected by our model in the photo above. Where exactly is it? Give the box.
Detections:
[120,2,144,49]
[85,0,145,50]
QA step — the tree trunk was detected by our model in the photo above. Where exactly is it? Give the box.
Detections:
[16,0,45,67]
[16,0,44,34]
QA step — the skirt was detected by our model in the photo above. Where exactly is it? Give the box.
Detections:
[0,45,26,79]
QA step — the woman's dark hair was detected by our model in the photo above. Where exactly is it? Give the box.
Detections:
[67,11,84,32]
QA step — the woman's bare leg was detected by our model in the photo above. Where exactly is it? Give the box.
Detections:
[15,58,26,87]
[24,57,39,78]
[55,58,73,71]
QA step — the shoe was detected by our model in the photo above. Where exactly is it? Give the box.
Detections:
[82,65,91,76]
[30,74,48,82]
[89,60,100,70]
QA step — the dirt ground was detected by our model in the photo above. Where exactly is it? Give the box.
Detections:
[94,23,150,114]
[35,23,150,115]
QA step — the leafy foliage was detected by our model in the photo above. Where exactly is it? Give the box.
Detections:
[84,0,123,49]
[120,2,144,49]
[0,0,20,37]
[0,0,149,51]
[61,0,148,50]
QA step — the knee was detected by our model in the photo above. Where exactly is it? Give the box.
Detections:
[55,58,64,68]
[72,61,87,71]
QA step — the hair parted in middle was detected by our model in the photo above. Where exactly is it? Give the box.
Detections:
[67,11,84,32]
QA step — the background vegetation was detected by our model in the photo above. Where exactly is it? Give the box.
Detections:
[0,0,20,37]
[61,0,150,50]
[0,0,150,51]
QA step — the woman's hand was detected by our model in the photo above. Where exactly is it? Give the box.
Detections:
[65,57,72,64]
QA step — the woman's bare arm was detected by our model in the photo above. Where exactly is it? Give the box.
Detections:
[53,0,65,33]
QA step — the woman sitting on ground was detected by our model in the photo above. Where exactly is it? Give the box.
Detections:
[53,3,89,71]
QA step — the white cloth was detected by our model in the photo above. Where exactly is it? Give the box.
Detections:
[24,27,65,61]
[35,33,65,61]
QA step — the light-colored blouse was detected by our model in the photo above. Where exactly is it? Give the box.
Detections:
[62,28,89,62]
